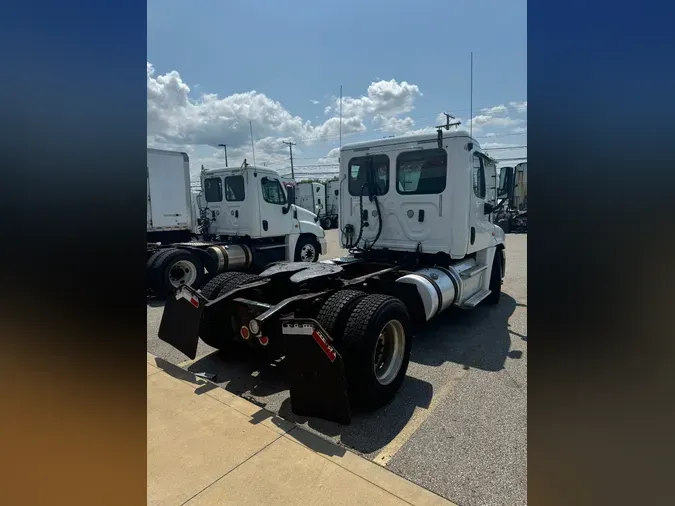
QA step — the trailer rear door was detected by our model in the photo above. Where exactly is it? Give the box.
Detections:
[147,149,193,232]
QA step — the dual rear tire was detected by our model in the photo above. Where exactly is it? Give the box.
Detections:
[316,290,412,411]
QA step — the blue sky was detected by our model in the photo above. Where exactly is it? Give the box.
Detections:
[148,0,527,179]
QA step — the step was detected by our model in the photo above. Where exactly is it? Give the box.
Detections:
[460,264,488,279]
[461,289,492,308]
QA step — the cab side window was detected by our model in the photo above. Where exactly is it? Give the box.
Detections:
[261,177,287,205]
[472,154,486,199]
[204,177,223,202]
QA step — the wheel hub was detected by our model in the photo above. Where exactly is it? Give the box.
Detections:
[168,260,197,287]
[301,244,316,262]
[372,319,405,386]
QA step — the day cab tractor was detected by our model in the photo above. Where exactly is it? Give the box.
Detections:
[147,153,326,297]
[158,129,514,424]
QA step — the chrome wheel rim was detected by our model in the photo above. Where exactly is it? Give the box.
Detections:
[168,260,198,288]
[300,243,316,262]
[372,319,405,385]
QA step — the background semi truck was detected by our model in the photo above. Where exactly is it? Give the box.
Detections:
[495,162,527,233]
[147,148,326,297]
[158,128,515,424]
[295,181,338,230]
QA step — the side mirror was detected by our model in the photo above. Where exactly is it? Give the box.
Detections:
[498,166,514,199]
[484,203,495,215]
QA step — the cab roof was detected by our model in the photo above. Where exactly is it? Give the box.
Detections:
[340,129,479,152]
[202,165,282,178]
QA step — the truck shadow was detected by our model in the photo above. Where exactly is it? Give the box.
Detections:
[277,375,433,455]
[181,292,520,456]
[410,293,519,371]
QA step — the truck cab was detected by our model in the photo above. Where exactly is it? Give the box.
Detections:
[339,130,504,258]
[199,165,326,257]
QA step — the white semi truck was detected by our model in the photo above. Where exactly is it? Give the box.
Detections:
[158,129,512,424]
[147,148,326,297]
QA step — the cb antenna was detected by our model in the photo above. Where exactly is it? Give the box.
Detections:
[470,51,474,139]
[249,120,256,167]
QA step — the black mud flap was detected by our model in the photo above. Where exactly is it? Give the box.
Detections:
[282,319,351,425]
[158,285,206,360]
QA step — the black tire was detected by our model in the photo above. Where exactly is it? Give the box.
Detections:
[148,248,205,298]
[320,216,332,230]
[199,271,243,298]
[199,272,261,352]
[485,250,502,305]
[330,217,339,229]
[340,294,412,411]
[315,290,367,340]
[294,235,320,262]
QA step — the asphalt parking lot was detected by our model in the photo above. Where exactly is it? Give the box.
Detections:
[147,230,527,506]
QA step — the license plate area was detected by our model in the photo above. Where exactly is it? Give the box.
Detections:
[158,286,206,360]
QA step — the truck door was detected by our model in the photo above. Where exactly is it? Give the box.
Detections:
[467,152,493,253]
[258,175,291,238]
[391,147,447,251]
[222,174,250,235]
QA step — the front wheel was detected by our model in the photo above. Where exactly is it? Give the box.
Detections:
[294,235,320,262]
[340,294,412,411]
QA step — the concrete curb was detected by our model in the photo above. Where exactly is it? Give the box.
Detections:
[147,352,457,506]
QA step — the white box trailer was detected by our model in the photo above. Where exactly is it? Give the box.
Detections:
[147,148,194,243]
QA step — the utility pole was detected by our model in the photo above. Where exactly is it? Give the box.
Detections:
[218,143,228,167]
[282,140,296,179]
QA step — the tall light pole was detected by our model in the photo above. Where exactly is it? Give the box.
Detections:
[218,143,228,167]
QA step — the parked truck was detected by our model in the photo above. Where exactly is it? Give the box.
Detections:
[325,179,340,229]
[295,181,337,230]
[495,161,527,233]
[147,148,326,297]
[158,129,512,424]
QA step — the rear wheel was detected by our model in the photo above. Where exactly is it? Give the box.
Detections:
[315,289,367,339]
[339,294,411,411]
[294,235,320,263]
[330,217,338,229]
[199,272,261,353]
[148,248,205,298]
[320,216,332,229]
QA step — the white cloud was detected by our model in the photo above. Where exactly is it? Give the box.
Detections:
[374,115,415,135]
[147,62,374,157]
[511,126,527,134]
[325,79,422,120]
[317,147,341,163]
[465,114,522,131]
[481,104,507,115]
[310,100,319,105]
[509,101,527,113]
[484,132,498,138]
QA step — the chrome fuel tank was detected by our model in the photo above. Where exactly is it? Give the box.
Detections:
[395,267,458,321]
[206,244,252,274]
